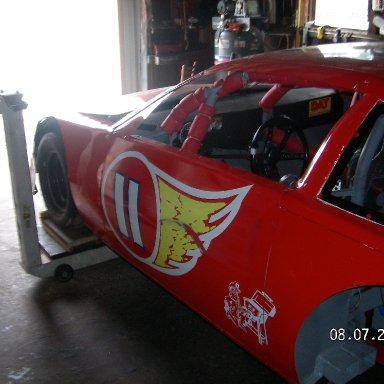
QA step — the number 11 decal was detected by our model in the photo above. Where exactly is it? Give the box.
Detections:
[114,172,143,247]
[102,151,252,275]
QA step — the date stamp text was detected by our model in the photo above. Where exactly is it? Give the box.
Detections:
[330,328,384,341]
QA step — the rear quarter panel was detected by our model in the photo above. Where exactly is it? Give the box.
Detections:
[263,188,384,381]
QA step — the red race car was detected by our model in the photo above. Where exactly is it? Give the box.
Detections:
[34,42,384,383]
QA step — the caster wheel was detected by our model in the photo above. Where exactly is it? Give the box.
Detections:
[54,264,74,282]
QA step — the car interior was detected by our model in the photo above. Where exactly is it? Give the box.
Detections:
[133,78,349,185]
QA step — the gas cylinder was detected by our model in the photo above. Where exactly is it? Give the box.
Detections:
[214,27,263,64]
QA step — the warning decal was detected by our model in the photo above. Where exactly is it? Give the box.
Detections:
[309,96,331,117]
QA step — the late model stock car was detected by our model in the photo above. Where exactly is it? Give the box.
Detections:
[33,42,384,383]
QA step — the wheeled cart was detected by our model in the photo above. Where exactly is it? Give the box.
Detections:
[0,92,117,281]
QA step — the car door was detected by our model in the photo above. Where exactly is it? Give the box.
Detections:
[99,84,287,366]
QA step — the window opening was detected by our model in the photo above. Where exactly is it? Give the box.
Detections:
[321,103,384,224]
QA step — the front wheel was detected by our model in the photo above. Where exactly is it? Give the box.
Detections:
[37,132,80,228]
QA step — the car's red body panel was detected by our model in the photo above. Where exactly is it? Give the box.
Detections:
[209,43,384,93]
[36,43,384,383]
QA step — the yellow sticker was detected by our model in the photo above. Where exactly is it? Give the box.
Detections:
[156,177,226,269]
[309,96,331,117]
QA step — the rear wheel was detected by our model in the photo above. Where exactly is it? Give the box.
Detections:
[37,132,80,228]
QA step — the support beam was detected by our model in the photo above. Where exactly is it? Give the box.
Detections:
[0,93,42,272]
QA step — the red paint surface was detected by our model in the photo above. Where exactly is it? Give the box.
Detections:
[40,43,384,383]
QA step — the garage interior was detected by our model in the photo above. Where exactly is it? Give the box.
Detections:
[2,0,384,383]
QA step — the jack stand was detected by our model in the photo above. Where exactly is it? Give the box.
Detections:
[0,92,117,281]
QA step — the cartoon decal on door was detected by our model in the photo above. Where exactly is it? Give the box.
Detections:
[224,281,276,345]
[101,151,252,276]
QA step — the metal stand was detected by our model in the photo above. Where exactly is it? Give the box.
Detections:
[0,92,117,280]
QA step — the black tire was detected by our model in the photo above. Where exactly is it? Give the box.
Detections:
[37,132,80,228]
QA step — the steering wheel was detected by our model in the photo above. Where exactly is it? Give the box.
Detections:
[250,116,309,180]
[171,122,192,148]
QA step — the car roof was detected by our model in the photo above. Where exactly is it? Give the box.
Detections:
[205,42,384,94]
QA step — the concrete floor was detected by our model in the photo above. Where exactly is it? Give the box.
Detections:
[1,109,384,384]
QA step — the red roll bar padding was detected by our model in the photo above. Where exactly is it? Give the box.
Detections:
[259,84,291,112]
[180,73,250,154]
[162,71,250,153]
[181,103,216,153]
[161,88,207,135]
[215,72,248,98]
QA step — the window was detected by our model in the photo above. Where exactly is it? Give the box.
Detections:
[321,104,384,224]
[133,71,347,181]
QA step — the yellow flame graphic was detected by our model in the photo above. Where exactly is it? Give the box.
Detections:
[155,178,226,269]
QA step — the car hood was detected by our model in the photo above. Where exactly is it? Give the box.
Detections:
[40,87,171,128]
[77,87,170,123]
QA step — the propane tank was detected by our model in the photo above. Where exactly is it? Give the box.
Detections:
[214,16,263,64]
[213,0,265,64]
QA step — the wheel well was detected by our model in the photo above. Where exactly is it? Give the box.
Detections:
[34,117,62,171]
[295,286,384,384]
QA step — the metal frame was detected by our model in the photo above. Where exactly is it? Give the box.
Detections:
[0,92,117,279]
